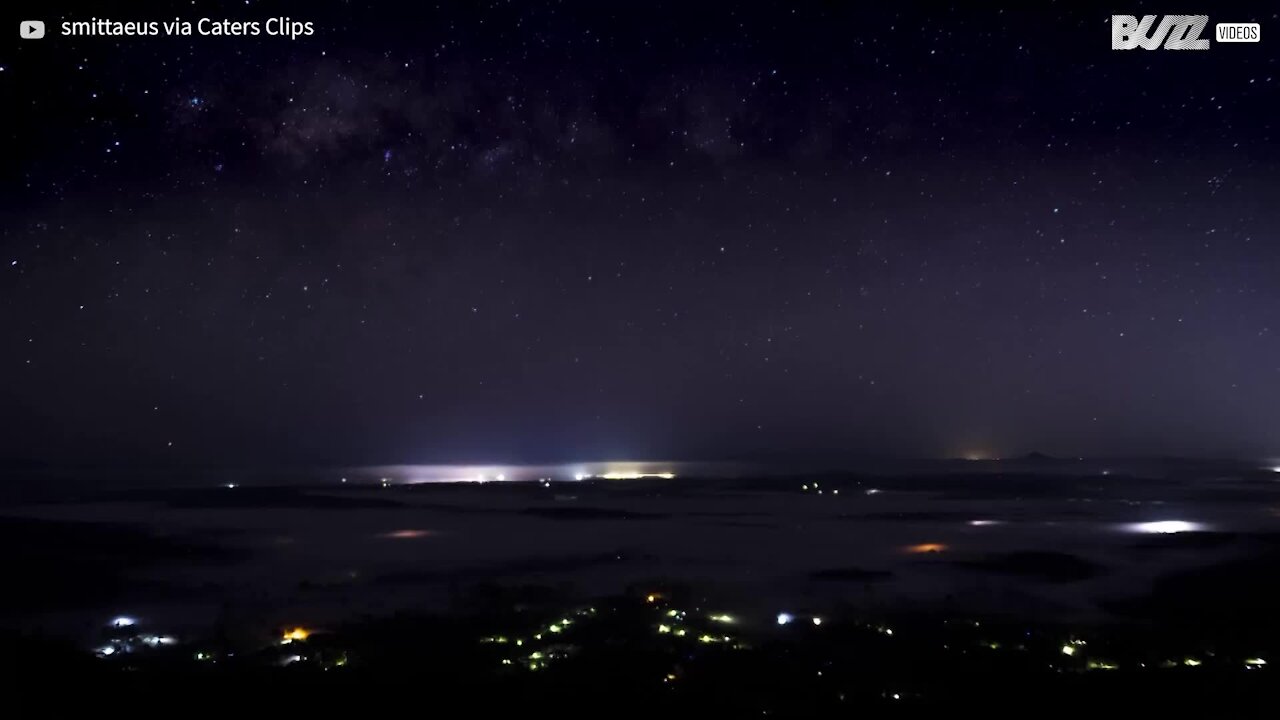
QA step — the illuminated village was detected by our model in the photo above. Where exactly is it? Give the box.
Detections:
[71,584,1273,712]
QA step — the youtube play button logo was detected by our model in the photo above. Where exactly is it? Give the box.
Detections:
[20,20,46,40]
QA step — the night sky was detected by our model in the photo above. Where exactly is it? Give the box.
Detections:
[2,1,1278,466]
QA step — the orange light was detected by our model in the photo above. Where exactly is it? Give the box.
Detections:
[380,529,432,539]
[904,543,948,554]
[282,627,311,642]
[646,594,660,603]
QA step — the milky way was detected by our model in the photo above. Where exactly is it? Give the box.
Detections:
[2,1,1278,465]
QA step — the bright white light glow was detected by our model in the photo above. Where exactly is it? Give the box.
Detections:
[968,519,1001,527]
[598,471,676,480]
[811,616,823,626]
[776,613,794,626]
[1126,520,1206,534]
[110,616,137,628]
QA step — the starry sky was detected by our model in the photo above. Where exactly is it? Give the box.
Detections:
[2,1,1278,467]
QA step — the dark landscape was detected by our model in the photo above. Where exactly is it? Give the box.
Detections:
[5,461,1280,712]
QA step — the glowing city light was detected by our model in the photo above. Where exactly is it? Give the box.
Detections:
[140,634,177,647]
[709,614,736,624]
[776,613,794,626]
[380,529,432,539]
[110,616,137,628]
[598,471,676,480]
[281,627,311,643]
[1126,520,1206,534]
[904,543,948,554]
[1061,645,1076,656]
[811,617,823,626]
[968,519,1001,527]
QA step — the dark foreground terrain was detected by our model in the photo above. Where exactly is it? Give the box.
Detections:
[5,467,1280,714]
[6,584,1280,716]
